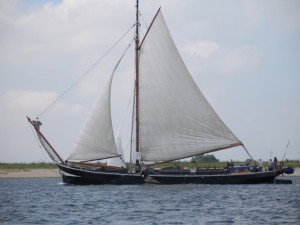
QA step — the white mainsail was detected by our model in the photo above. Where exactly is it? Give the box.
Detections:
[139,10,242,162]
[68,72,118,161]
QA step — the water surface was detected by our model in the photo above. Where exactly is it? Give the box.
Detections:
[1,177,299,224]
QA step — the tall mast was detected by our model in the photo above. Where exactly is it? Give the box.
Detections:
[135,0,140,169]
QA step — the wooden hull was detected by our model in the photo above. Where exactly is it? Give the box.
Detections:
[57,164,281,185]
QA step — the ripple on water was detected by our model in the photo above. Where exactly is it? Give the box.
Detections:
[0,178,299,224]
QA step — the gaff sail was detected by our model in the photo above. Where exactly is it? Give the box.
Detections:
[138,10,242,162]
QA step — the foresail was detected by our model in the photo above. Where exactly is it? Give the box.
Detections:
[107,127,126,167]
[68,72,118,161]
[139,10,242,162]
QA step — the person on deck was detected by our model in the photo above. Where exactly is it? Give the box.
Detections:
[278,161,283,176]
[268,159,273,171]
[273,157,278,170]
[258,159,263,172]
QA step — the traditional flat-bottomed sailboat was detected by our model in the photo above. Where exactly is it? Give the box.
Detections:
[27,1,282,185]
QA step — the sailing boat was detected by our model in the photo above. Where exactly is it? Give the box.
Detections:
[27,1,282,184]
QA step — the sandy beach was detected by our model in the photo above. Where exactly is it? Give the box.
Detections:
[0,168,299,179]
[0,169,60,179]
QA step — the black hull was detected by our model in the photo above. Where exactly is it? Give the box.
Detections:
[144,171,280,185]
[57,164,143,185]
[57,164,280,185]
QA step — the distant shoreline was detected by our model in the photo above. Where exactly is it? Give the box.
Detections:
[0,168,299,179]
[0,169,60,179]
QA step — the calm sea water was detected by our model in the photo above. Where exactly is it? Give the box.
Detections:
[0,177,299,225]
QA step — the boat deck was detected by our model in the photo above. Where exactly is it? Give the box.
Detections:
[146,165,260,176]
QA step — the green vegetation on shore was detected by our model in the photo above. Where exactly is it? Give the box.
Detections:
[281,160,300,168]
[1,160,299,170]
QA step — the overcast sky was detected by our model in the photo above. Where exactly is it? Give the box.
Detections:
[1,0,299,163]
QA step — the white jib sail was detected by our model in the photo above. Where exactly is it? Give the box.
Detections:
[107,126,126,167]
[139,10,242,162]
[68,72,118,161]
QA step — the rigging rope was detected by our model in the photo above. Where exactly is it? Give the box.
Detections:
[281,140,290,161]
[37,24,135,119]
[65,37,135,163]
[117,88,135,135]
[27,121,42,149]
[112,43,136,163]
[115,87,135,158]
[139,10,149,29]
[138,10,148,42]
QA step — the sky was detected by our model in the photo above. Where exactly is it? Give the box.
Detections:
[1,0,299,163]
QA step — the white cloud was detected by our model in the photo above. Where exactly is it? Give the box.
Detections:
[0,89,85,127]
[183,40,219,59]
[0,0,299,162]
[0,90,57,124]
[69,104,84,114]
[0,0,134,82]
[0,89,86,162]
[181,43,262,80]
[76,76,104,98]
[221,46,262,75]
